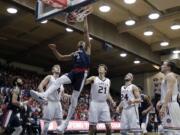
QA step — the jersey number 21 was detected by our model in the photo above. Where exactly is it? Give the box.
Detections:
[98,86,107,94]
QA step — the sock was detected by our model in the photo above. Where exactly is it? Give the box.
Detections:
[141,123,147,134]
[42,121,50,135]
[11,126,22,135]
[44,75,71,97]
[66,90,80,122]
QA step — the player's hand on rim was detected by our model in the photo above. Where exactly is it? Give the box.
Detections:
[48,44,57,50]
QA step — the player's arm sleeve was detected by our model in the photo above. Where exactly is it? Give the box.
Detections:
[84,17,91,55]
[163,74,176,106]
[85,76,95,85]
[51,48,73,61]
[38,75,50,92]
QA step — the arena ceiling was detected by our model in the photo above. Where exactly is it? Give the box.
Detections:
[0,0,179,76]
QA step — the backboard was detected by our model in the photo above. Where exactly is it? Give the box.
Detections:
[36,0,96,21]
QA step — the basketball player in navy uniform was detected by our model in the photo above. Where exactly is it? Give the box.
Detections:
[138,87,153,135]
[4,77,27,135]
[30,17,91,133]
[85,64,116,135]
[159,61,180,135]
[37,65,64,135]
[116,73,142,135]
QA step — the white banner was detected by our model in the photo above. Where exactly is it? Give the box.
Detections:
[40,120,121,131]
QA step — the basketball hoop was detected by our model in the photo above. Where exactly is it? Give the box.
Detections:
[66,6,92,24]
[38,0,95,22]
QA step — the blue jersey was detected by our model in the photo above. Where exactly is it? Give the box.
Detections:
[139,94,149,115]
[72,47,90,69]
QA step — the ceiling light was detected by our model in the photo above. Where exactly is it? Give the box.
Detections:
[125,19,136,26]
[124,0,136,4]
[134,60,141,64]
[148,12,160,20]
[89,37,93,40]
[7,7,18,14]
[160,41,169,47]
[41,20,48,24]
[99,5,111,13]
[66,28,73,32]
[170,24,180,30]
[153,65,160,70]
[120,53,127,57]
[173,50,180,54]
[144,30,154,36]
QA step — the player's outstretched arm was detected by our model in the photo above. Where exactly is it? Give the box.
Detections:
[48,44,73,61]
[84,17,91,55]
[38,75,51,92]
[85,76,95,85]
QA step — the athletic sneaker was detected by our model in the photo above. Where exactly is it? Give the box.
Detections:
[30,90,47,104]
[56,120,68,133]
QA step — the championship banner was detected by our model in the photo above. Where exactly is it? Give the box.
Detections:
[40,120,121,131]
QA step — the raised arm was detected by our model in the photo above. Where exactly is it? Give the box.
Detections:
[38,75,51,92]
[85,76,95,85]
[48,44,73,61]
[84,17,91,55]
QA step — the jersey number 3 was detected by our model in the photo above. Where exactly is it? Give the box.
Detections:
[98,86,107,94]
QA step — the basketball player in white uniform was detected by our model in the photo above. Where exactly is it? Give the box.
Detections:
[116,73,142,135]
[159,61,180,135]
[85,64,116,135]
[37,65,64,135]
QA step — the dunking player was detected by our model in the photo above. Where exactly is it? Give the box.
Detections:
[116,73,142,135]
[138,87,153,135]
[159,61,180,135]
[30,17,91,133]
[85,64,116,135]
[3,77,26,135]
[37,65,64,135]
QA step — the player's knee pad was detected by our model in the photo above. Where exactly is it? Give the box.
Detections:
[56,75,71,86]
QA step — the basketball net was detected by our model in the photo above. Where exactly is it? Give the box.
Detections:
[66,6,92,24]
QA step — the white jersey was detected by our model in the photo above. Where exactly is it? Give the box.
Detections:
[46,75,64,101]
[160,76,179,103]
[121,84,136,109]
[90,77,110,102]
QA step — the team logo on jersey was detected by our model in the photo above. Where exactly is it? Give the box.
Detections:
[166,118,171,123]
